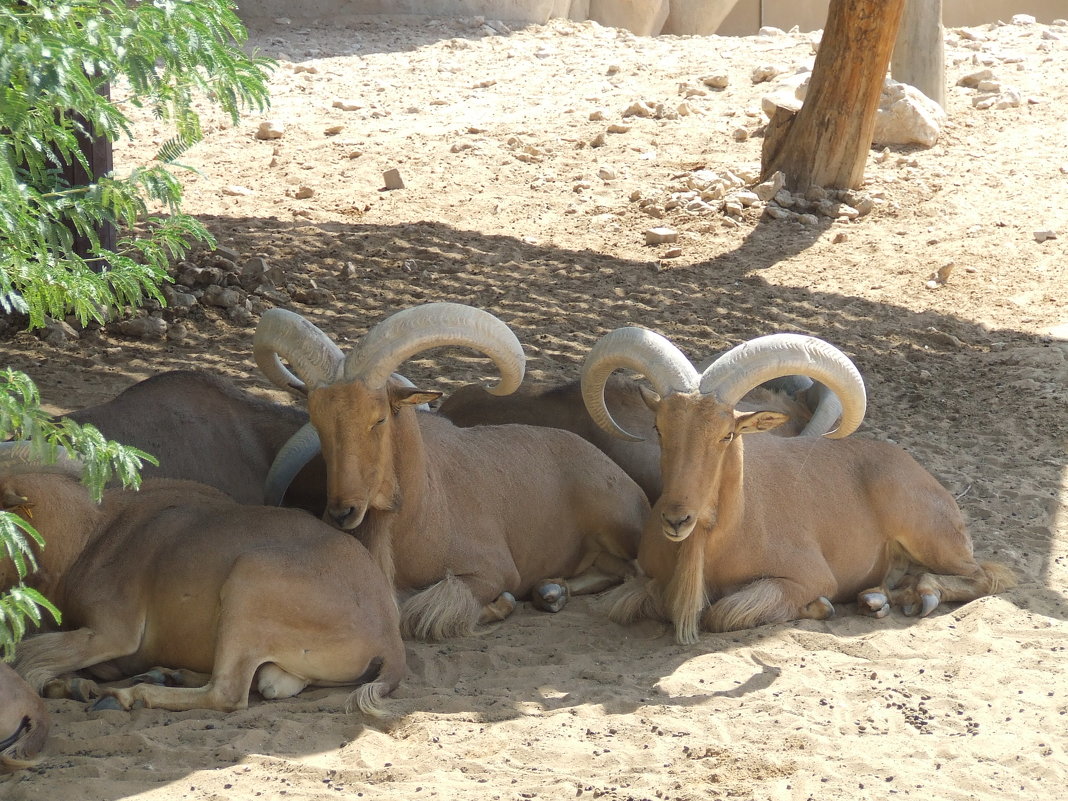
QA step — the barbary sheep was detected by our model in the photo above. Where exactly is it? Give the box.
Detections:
[581,328,1016,644]
[438,371,840,501]
[254,303,649,640]
[64,370,326,513]
[2,449,405,714]
[0,661,48,772]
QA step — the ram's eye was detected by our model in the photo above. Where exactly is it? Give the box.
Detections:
[372,417,387,429]
[721,432,735,443]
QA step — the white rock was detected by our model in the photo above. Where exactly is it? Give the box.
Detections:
[732,191,760,207]
[957,68,995,88]
[597,166,618,181]
[761,70,810,117]
[752,64,787,84]
[1034,230,1058,243]
[222,185,254,196]
[1011,14,1036,25]
[255,120,285,140]
[644,226,678,245]
[873,80,947,148]
[701,74,729,89]
[754,171,785,202]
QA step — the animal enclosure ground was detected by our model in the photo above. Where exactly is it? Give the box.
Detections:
[1,14,1066,801]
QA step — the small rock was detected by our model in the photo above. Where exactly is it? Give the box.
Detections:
[733,191,760,207]
[753,171,785,202]
[833,232,848,244]
[1011,13,1036,25]
[114,316,168,340]
[166,322,188,344]
[332,100,363,111]
[606,124,632,134]
[201,285,244,309]
[382,169,405,190]
[589,110,607,121]
[222,185,254,196]
[294,185,315,199]
[324,124,344,136]
[255,120,285,140]
[623,101,657,118]
[662,247,683,259]
[1034,230,1058,243]
[701,74,729,89]
[590,133,607,148]
[598,166,618,181]
[644,227,678,245]
[732,128,749,142]
[42,318,78,347]
[957,68,995,88]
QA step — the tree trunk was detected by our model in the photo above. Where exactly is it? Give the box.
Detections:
[891,0,945,107]
[65,83,116,258]
[761,0,906,192]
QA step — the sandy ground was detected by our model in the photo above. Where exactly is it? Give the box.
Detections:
[2,13,1067,801]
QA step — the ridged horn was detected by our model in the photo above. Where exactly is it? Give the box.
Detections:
[581,327,700,442]
[264,422,321,507]
[699,334,866,438]
[0,442,84,477]
[342,303,525,393]
[253,308,344,394]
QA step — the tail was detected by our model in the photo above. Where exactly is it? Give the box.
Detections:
[604,576,663,625]
[344,680,392,719]
[400,573,481,641]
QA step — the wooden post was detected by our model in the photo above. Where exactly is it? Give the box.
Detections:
[891,0,945,107]
[761,0,906,191]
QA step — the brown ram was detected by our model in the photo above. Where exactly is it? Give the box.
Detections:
[2,448,405,714]
[64,370,325,513]
[254,303,648,640]
[581,328,1016,644]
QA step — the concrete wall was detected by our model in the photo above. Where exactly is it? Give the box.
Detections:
[716,1,1067,36]
[234,0,1067,33]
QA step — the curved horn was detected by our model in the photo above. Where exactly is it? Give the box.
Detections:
[253,308,344,394]
[699,334,866,438]
[342,303,525,393]
[0,442,84,477]
[798,382,843,437]
[264,422,321,507]
[580,327,701,441]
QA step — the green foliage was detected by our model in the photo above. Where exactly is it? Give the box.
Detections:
[0,0,270,658]
[0,368,158,660]
[0,0,272,327]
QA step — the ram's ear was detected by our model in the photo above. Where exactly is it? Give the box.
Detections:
[734,410,788,435]
[638,384,661,412]
[389,385,441,412]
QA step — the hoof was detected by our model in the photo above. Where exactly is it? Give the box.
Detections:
[89,696,125,712]
[803,596,835,620]
[858,591,890,619]
[132,669,169,686]
[531,581,570,613]
[920,592,940,617]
